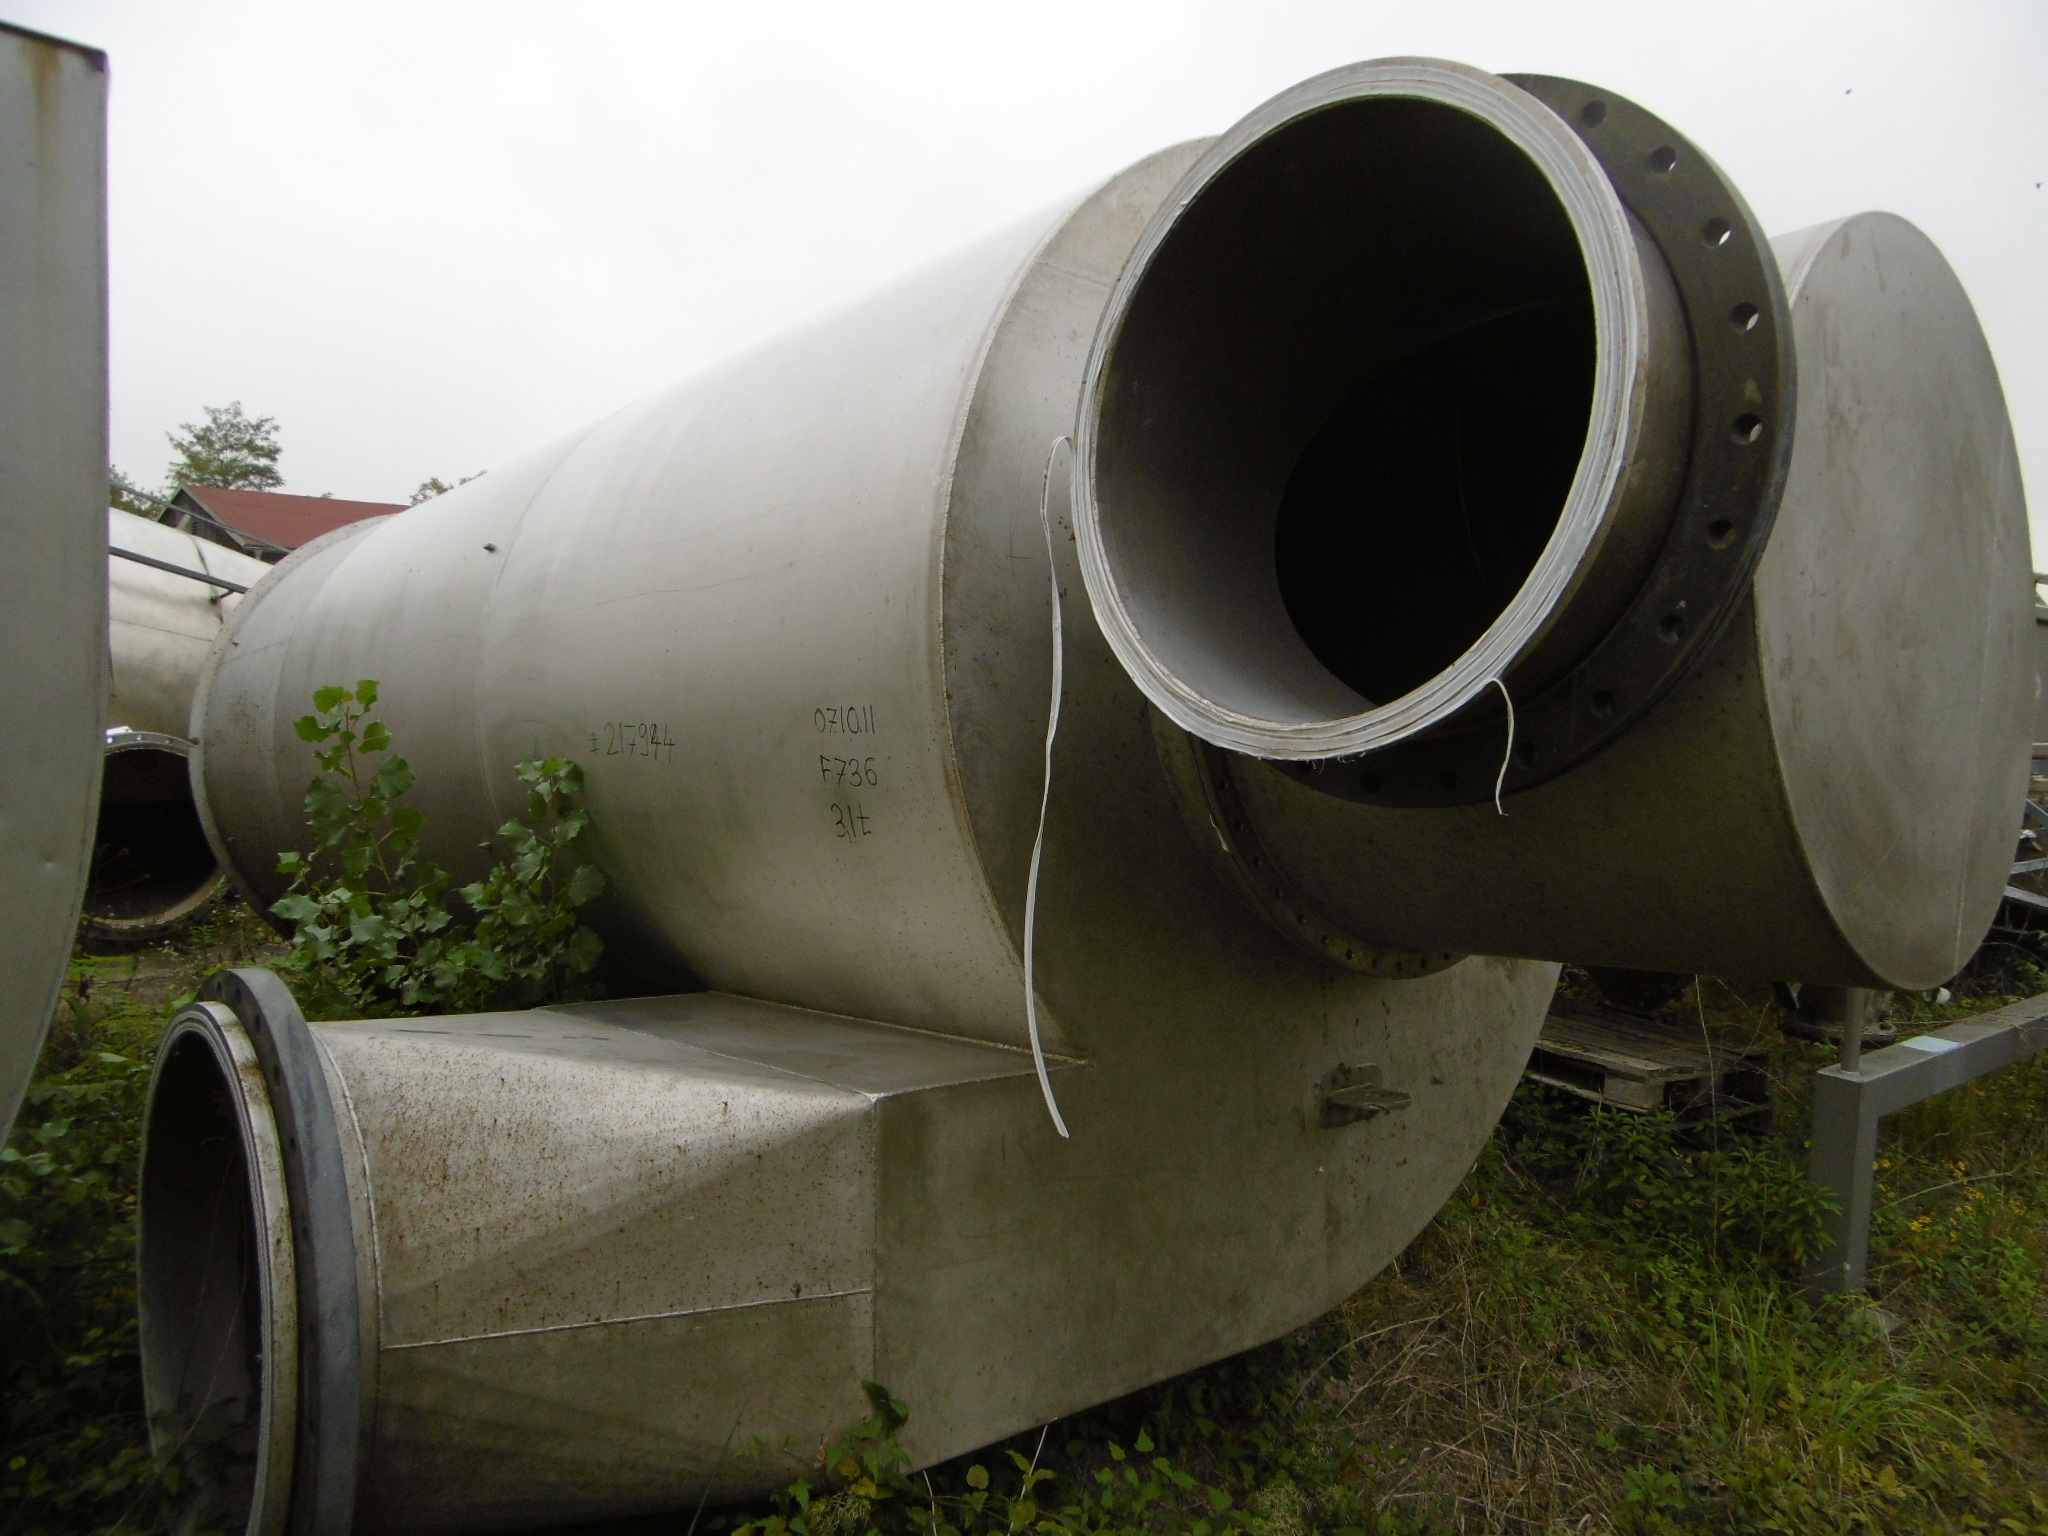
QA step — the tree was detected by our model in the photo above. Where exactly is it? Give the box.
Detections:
[409,472,483,506]
[108,467,159,517]
[165,401,283,491]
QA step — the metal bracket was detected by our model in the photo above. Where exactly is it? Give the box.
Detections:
[1317,1063,1412,1128]
[110,541,251,593]
[1804,991,2048,1295]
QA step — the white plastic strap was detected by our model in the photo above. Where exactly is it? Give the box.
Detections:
[1024,436,1073,1138]
[1490,677,1515,817]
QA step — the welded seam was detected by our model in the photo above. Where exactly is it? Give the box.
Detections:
[526,1004,1062,1099]
[466,418,611,855]
[381,1286,875,1352]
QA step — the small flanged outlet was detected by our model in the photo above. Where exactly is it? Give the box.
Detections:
[1317,1062,1413,1128]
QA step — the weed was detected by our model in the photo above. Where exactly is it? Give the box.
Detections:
[1,964,193,1535]
[270,681,606,1018]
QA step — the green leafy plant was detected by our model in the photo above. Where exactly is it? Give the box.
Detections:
[1500,1082,1837,1279]
[727,1380,1267,1536]
[0,965,193,1535]
[270,681,605,1017]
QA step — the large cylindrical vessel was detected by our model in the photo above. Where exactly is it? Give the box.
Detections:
[151,59,2030,1535]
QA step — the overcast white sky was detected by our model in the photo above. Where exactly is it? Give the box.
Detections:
[7,0,2046,548]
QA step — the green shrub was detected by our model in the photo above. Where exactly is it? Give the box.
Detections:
[271,681,606,1018]
[0,968,189,1535]
[1499,1084,1836,1278]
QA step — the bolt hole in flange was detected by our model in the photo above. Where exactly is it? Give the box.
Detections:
[1732,413,1764,444]
[1075,62,1792,808]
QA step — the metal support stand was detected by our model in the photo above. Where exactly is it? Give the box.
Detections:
[1803,990,2048,1295]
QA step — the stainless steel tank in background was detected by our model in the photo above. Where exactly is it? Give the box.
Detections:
[144,61,2032,1535]
[107,508,262,738]
[83,511,270,946]
[0,24,107,1144]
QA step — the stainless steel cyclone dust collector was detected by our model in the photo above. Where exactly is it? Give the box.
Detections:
[141,61,2031,1536]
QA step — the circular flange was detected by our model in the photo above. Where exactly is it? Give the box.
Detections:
[106,726,184,750]
[1078,59,1662,762]
[201,967,364,1536]
[1274,74,1795,809]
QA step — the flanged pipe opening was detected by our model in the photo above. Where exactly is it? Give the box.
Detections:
[1077,60,1690,760]
[140,1013,294,1536]
[83,733,223,945]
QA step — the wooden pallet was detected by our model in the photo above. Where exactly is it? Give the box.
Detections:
[1527,1000,1771,1125]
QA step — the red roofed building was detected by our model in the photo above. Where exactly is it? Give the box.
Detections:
[163,485,406,563]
